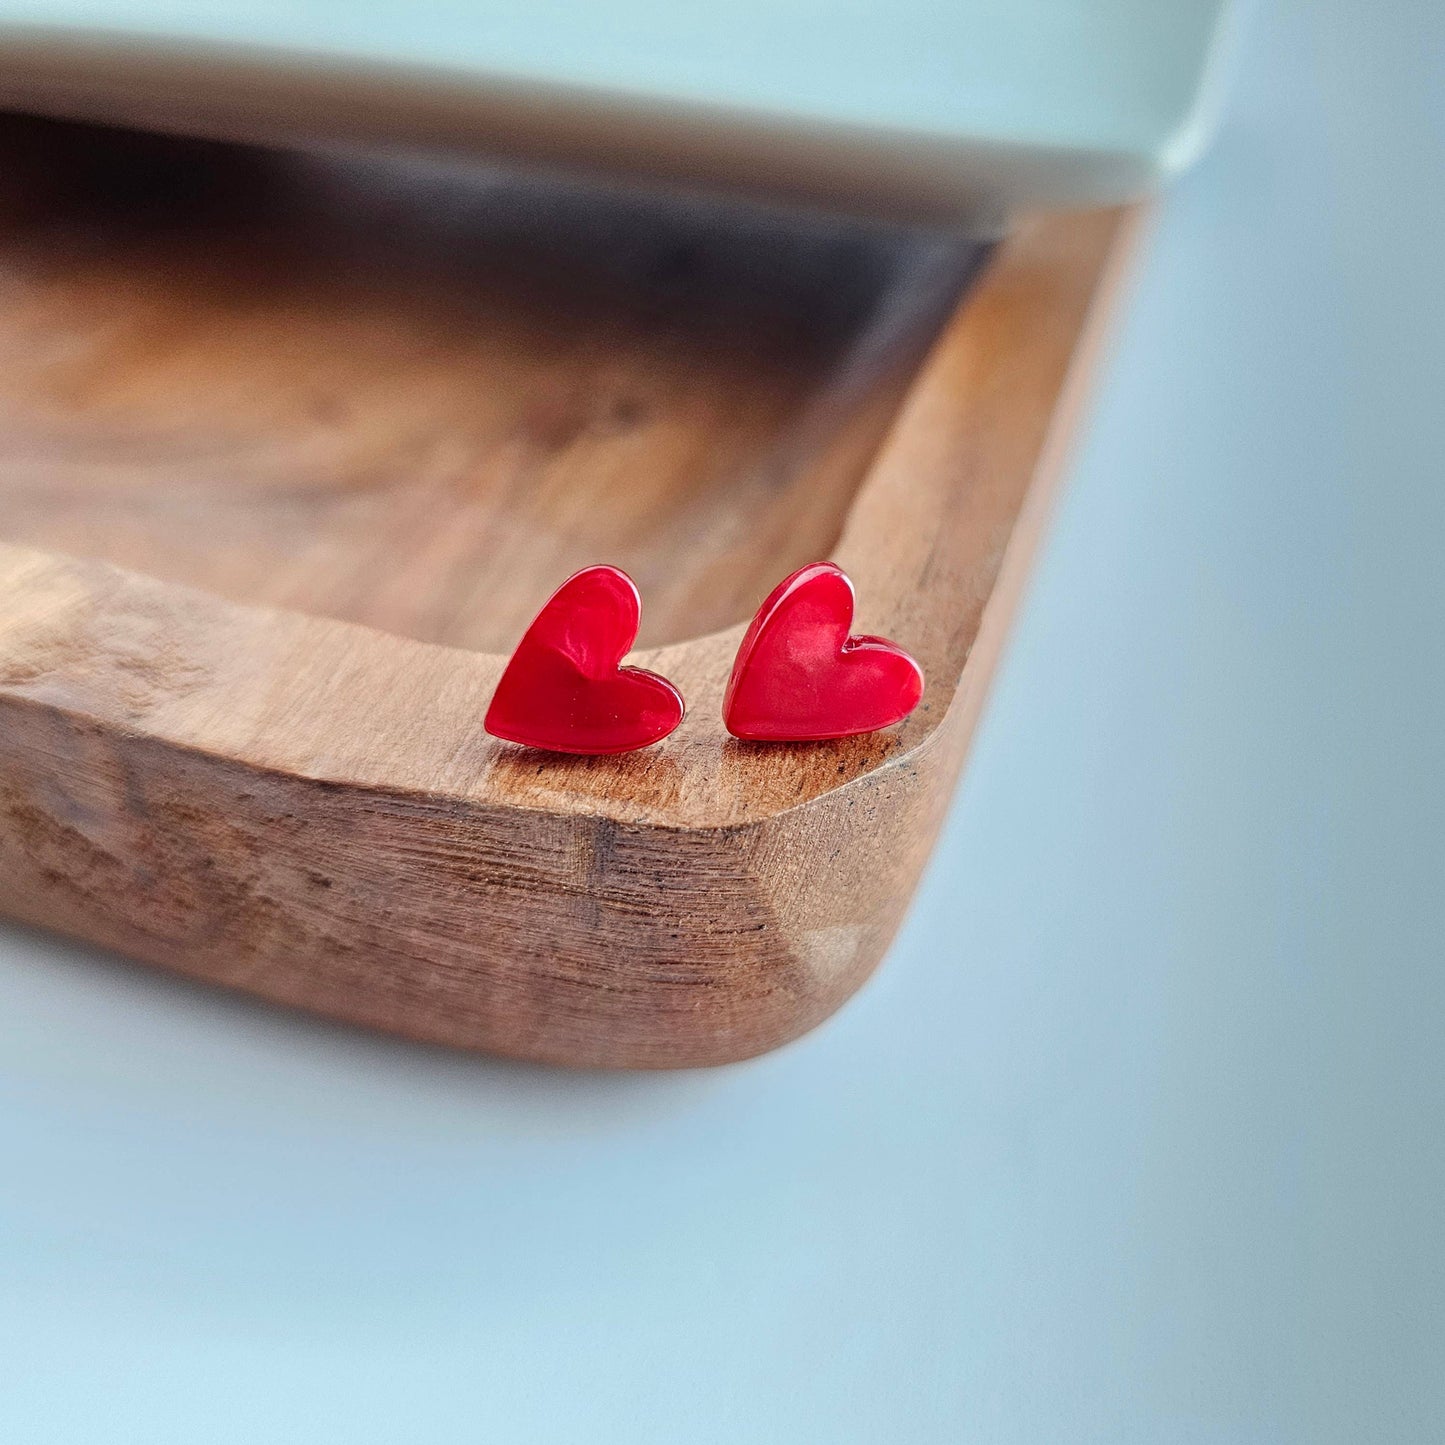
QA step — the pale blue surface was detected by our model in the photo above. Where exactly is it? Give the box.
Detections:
[1,1,1442,1440]
[0,0,1237,217]
[0,0,1231,157]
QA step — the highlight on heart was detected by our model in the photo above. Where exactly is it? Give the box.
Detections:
[484,561,924,755]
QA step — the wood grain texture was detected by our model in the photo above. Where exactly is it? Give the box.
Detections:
[0,117,976,650]
[0,121,1138,1066]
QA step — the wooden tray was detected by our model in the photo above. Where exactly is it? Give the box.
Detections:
[0,118,1136,1067]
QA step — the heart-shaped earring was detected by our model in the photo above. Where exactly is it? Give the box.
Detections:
[723,562,923,741]
[485,565,684,754]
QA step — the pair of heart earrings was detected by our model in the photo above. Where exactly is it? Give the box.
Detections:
[484,561,925,755]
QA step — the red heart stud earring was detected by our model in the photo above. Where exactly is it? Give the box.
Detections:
[485,565,684,754]
[723,561,924,741]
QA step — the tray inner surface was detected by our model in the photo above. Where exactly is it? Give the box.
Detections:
[0,117,985,650]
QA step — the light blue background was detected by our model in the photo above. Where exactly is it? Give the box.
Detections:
[0,0,1232,160]
[1,1,1441,1439]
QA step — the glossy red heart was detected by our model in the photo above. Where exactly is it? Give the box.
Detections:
[723,562,924,741]
[485,565,684,754]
